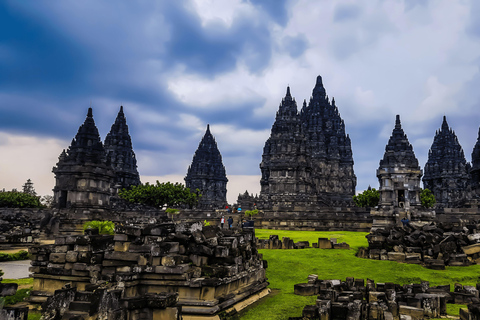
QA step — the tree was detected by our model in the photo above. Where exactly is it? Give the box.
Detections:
[353,187,380,208]
[119,181,200,208]
[40,195,54,208]
[0,191,43,208]
[420,188,436,208]
[22,179,36,196]
[245,209,259,220]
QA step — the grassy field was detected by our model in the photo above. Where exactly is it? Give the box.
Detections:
[239,229,480,320]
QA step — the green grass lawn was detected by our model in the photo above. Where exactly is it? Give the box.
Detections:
[240,229,480,320]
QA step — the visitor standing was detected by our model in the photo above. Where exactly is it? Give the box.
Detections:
[227,216,233,229]
[220,216,225,229]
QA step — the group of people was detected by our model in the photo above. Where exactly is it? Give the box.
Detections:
[220,216,234,229]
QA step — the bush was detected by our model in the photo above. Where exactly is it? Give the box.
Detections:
[4,288,31,306]
[0,191,43,208]
[245,209,259,220]
[83,221,115,235]
[0,251,29,262]
[353,188,379,208]
[420,188,436,208]
[119,181,200,208]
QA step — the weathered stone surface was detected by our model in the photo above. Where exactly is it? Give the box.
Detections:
[185,124,228,209]
[260,76,356,209]
[423,116,469,207]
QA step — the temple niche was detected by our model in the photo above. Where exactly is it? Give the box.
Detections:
[423,116,469,207]
[260,76,356,209]
[185,125,228,209]
[52,108,115,209]
[104,106,141,190]
[377,115,422,209]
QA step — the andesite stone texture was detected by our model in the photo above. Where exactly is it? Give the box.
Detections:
[52,108,115,209]
[185,125,228,209]
[53,107,139,209]
[104,106,141,190]
[260,76,356,209]
[471,126,480,193]
[377,115,422,209]
[423,116,469,207]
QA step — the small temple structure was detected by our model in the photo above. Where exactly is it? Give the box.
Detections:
[52,108,114,209]
[260,76,356,209]
[423,116,469,207]
[104,106,141,190]
[377,115,422,209]
[185,125,228,209]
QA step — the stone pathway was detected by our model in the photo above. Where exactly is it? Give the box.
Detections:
[0,260,31,279]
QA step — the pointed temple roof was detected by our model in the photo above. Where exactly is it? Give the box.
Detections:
[104,106,141,188]
[186,125,227,182]
[472,126,480,170]
[424,116,467,172]
[379,115,420,169]
[423,116,468,205]
[64,107,106,165]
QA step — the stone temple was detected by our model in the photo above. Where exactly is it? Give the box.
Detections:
[260,76,356,209]
[52,107,140,209]
[471,126,480,196]
[185,125,228,209]
[377,115,422,209]
[423,116,469,207]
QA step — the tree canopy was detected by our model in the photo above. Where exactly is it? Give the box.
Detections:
[119,181,200,208]
[0,191,43,208]
[353,187,380,208]
[420,188,436,208]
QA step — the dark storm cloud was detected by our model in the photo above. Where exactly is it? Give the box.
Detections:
[0,2,90,93]
[163,2,273,75]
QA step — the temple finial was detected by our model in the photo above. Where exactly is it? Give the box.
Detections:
[87,107,93,118]
[286,86,291,98]
[395,115,401,128]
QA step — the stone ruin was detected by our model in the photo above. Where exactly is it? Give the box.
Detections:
[255,235,349,250]
[28,218,268,319]
[360,222,480,269]
[0,277,28,320]
[236,191,258,211]
[291,276,480,320]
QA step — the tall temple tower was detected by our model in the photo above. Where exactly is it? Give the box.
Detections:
[104,106,141,190]
[185,125,228,209]
[471,127,480,195]
[300,76,356,205]
[260,87,313,209]
[377,115,422,209]
[52,108,114,209]
[423,116,469,207]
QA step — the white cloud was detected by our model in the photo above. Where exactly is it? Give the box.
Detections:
[0,132,67,196]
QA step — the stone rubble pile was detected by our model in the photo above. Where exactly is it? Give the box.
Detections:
[256,235,349,250]
[361,222,480,269]
[29,220,268,319]
[292,276,480,320]
[0,277,29,320]
[0,208,54,245]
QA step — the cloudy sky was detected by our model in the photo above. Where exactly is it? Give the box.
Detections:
[1,0,480,204]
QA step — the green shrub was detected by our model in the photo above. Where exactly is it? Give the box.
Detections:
[83,221,115,235]
[420,188,436,208]
[0,191,43,208]
[353,188,379,208]
[245,209,259,220]
[0,251,29,262]
[119,181,200,208]
[4,288,31,306]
